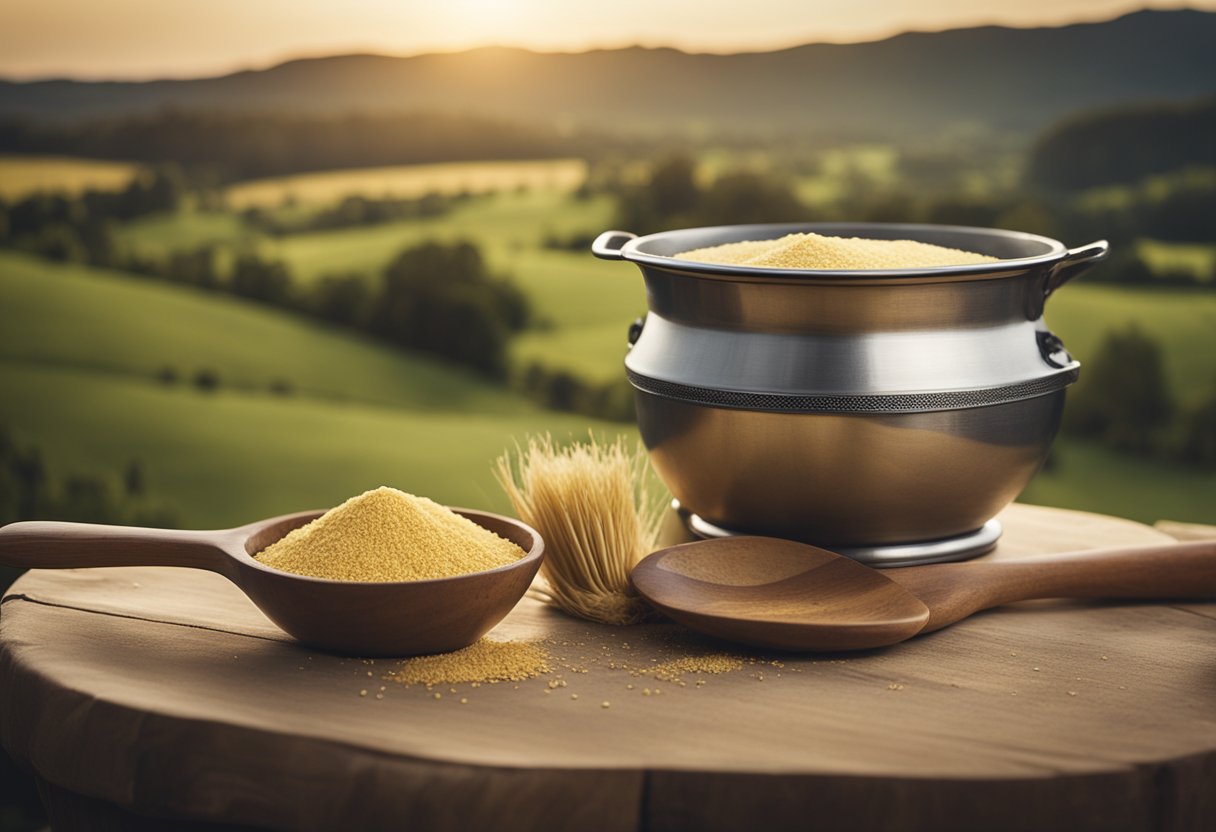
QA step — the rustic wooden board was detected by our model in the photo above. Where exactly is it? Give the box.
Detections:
[1,503,1214,832]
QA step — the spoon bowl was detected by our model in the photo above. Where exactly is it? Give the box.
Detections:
[0,508,543,657]
[631,537,930,651]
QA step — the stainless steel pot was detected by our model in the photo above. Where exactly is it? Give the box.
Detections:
[592,223,1108,565]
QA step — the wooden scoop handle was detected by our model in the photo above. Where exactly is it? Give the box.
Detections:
[0,521,233,573]
[889,540,1216,633]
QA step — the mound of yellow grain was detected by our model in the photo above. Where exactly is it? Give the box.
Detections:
[676,232,996,270]
[257,486,523,582]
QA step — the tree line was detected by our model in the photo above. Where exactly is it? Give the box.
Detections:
[242,192,456,236]
[1026,95,1216,191]
[0,425,178,590]
[1065,327,1216,468]
[0,110,602,181]
[148,240,532,380]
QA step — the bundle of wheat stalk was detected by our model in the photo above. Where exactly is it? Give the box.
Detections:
[495,435,664,625]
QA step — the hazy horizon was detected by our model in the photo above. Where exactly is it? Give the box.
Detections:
[2,0,1212,81]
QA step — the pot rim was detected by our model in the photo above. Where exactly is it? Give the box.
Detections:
[603,222,1071,282]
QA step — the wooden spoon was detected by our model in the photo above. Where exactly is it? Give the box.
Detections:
[0,508,543,657]
[630,536,1216,651]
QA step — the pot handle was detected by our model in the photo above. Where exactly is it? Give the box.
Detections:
[1045,239,1109,297]
[592,230,637,261]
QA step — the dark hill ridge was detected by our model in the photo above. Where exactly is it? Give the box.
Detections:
[2,9,1215,135]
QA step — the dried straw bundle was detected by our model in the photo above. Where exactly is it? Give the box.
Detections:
[496,435,664,625]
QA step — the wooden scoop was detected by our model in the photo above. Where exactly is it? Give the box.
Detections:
[630,536,1216,651]
[0,509,543,657]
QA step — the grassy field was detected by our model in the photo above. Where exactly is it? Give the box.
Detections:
[1022,439,1216,524]
[0,362,623,527]
[0,155,140,200]
[225,159,587,209]
[0,251,530,414]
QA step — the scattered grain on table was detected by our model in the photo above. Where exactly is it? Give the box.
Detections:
[386,639,551,687]
[638,654,745,683]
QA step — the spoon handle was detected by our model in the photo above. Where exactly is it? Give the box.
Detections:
[891,540,1216,632]
[0,521,232,573]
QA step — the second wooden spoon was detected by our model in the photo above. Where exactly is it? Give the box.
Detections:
[630,536,1216,651]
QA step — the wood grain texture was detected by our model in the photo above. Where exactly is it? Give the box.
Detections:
[889,538,1216,633]
[1,503,1214,832]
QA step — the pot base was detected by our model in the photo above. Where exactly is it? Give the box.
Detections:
[682,508,1001,567]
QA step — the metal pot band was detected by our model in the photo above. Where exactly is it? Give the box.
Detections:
[625,367,1079,414]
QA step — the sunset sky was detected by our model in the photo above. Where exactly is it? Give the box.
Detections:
[2,0,1212,80]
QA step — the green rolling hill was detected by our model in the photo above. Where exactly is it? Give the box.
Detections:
[0,251,530,413]
[0,250,632,526]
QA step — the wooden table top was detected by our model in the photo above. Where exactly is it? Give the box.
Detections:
[1,503,1214,832]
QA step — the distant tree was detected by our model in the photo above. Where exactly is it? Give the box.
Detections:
[512,363,634,422]
[166,246,220,290]
[615,156,809,231]
[853,192,919,225]
[541,370,583,412]
[35,223,85,262]
[1065,325,1175,454]
[124,460,145,498]
[1086,250,1152,285]
[0,426,179,598]
[77,216,117,267]
[371,240,529,377]
[614,154,700,231]
[193,368,221,392]
[1138,173,1216,242]
[994,198,1057,238]
[1176,382,1216,468]
[0,427,48,524]
[57,477,123,524]
[694,171,807,226]
[0,111,573,180]
[119,166,187,217]
[1026,96,1216,191]
[229,253,294,306]
[649,155,700,220]
[7,193,73,237]
[924,196,1003,229]
[310,272,373,328]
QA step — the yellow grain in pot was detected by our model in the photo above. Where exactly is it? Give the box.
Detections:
[256,486,523,582]
[675,232,997,270]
